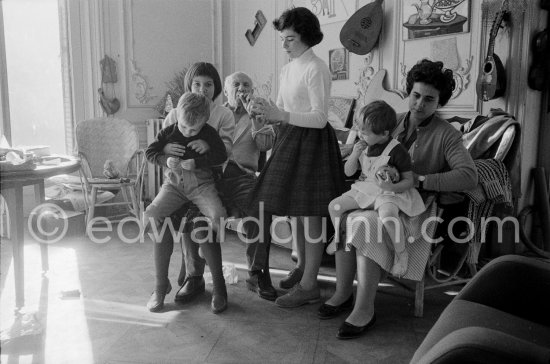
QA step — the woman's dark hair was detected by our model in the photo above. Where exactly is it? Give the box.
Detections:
[273,7,323,47]
[184,62,223,101]
[405,59,456,107]
[357,100,397,135]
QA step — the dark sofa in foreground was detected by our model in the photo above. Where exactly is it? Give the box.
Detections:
[411,254,550,364]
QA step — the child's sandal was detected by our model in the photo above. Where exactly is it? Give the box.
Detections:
[391,250,409,278]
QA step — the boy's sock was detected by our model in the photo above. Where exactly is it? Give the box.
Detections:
[154,230,174,290]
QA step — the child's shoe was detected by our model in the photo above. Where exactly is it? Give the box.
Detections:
[146,282,172,312]
[211,281,228,314]
[391,250,409,277]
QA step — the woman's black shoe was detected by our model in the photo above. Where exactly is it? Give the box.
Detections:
[336,313,376,340]
[317,295,354,320]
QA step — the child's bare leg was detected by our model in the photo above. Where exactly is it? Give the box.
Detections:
[328,195,361,239]
[378,203,408,276]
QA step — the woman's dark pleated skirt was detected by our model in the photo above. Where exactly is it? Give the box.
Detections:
[248,123,346,217]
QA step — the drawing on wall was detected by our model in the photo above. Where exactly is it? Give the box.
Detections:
[355,53,376,105]
[402,0,470,40]
[329,48,349,81]
[130,60,156,105]
[305,0,352,25]
[253,74,273,99]
[328,97,355,129]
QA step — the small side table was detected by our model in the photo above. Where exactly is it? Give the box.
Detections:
[0,155,81,310]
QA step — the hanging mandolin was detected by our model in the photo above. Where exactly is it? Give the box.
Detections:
[476,1,509,102]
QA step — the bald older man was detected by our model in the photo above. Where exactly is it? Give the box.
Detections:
[177,71,278,302]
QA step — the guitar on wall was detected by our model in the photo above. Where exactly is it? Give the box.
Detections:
[476,1,509,102]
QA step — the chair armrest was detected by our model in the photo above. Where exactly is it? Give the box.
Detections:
[456,254,550,326]
[125,149,145,177]
[493,124,516,163]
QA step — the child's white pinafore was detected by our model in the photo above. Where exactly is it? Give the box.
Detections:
[344,139,425,217]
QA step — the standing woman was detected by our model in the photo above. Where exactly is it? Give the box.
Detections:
[248,7,346,308]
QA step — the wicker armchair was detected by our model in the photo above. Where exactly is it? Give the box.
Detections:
[75,118,145,227]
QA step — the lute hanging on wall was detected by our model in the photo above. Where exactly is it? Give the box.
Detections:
[476,1,509,102]
[339,0,383,55]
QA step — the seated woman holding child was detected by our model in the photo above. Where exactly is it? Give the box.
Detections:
[320,59,478,340]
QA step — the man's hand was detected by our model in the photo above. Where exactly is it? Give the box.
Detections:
[239,94,252,112]
[180,159,195,170]
[163,143,186,157]
[167,156,182,169]
[187,140,210,154]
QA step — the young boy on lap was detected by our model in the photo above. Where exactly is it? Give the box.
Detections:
[144,92,228,312]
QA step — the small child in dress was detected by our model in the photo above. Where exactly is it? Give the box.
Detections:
[144,92,227,240]
[328,100,426,277]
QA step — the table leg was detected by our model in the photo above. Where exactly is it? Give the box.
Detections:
[3,186,25,309]
[34,181,48,273]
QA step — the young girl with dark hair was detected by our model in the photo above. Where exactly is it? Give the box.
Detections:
[247,7,346,308]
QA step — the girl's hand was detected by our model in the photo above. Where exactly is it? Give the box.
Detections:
[187,139,210,154]
[167,156,182,169]
[252,113,268,130]
[376,165,400,183]
[163,143,186,157]
[249,98,284,125]
[351,140,367,156]
[245,96,265,116]
[339,144,354,158]
[180,159,195,170]
[376,174,395,192]
[263,99,285,125]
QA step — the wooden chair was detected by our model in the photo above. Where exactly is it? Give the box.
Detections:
[413,118,519,317]
[75,118,145,227]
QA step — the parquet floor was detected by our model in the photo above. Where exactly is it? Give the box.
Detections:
[1,222,454,364]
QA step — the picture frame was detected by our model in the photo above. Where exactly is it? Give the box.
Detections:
[328,96,356,130]
[329,48,349,81]
[402,0,471,40]
[304,0,353,25]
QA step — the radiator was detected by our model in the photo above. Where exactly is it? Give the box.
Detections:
[145,118,165,200]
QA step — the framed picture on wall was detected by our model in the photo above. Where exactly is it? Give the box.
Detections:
[402,0,471,40]
[304,0,353,25]
[329,48,349,80]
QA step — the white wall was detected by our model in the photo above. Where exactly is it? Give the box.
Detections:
[240,0,543,212]
[67,0,545,211]
[221,1,287,101]
[67,0,221,147]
